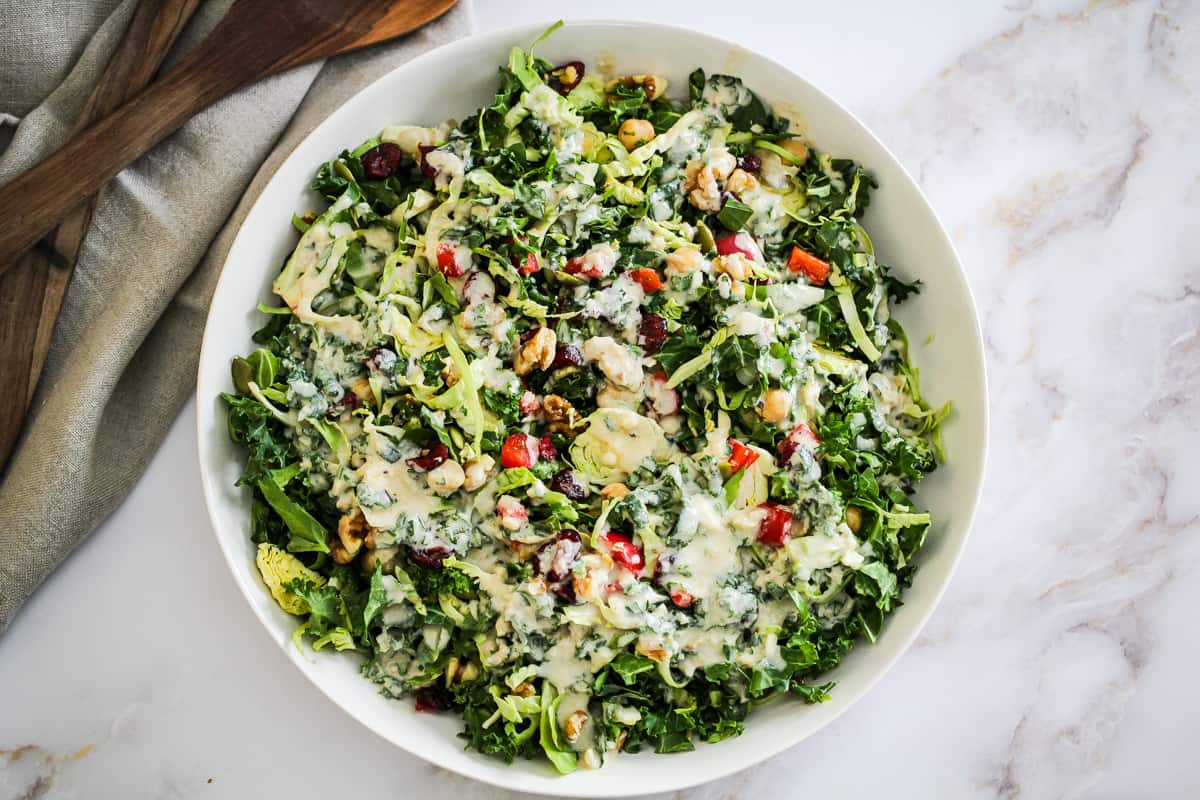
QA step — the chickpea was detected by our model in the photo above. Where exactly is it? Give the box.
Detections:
[426,459,465,496]
[618,118,655,151]
[462,454,495,492]
[601,482,629,500]
[513,326,557,376]
[846,505,863,534]
[758,388,793,425]
[780,138,809,164]
[664,246,705,277]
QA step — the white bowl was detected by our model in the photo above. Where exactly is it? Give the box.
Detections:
[196,19,988,797]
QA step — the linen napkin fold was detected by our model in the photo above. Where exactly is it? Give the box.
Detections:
[0,0,475,634]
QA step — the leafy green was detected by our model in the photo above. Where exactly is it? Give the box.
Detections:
[256,474,329,554]
[716,197,753,231]
[539,682,577,774]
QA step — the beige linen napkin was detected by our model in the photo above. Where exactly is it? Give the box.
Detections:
[0,0,475,634]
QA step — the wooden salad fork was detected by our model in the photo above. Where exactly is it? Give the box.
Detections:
[0,0,458,472]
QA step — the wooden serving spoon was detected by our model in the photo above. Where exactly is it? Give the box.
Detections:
[0,0,458,270]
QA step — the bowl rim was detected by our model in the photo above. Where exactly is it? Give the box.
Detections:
[195,17,989,796]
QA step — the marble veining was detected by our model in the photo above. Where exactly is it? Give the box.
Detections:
[1,1,1197,798]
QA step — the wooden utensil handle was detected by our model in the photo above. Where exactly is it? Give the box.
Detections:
[0,5,295,269]
[0,0,201,476]
[0,69,232,267]
[0,0,458,270]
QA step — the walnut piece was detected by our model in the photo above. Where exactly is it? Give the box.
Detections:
[543,394,584,437]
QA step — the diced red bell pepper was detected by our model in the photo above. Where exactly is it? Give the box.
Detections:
[435,242,466,278]
[756,502,794,547]
[509,236,540,275]
[538,434,558,461]
[599,530,644,575]
[726,438,760,473]
[669,588,695,608]
[516,251,540,275]
[628,268,664,293]
[407,442,448,472]
[500,432,538,468]
[786,246,830,286]
[714,231,763,263]
[778,423,820,466]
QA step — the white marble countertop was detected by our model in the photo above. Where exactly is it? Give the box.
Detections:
[3,1,1198,797]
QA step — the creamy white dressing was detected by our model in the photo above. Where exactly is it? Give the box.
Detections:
[723,304,777,346]
[356,444,440,530]
[581,336,643,390]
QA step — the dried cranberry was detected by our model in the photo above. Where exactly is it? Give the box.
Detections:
[407,442,449,472]
[360,142,402,180]
[778,423,820,466]
[552,580,577,604]
[462,270,496,303]
[409,544,452,570]
[538,435,558,461]
[365,346,398,373]
[536,530,582,583]
[547,60,585,95]
[737,154,762,173]
[548,469,587,501]
[550,344,584,370]
[638,313,669,355]
[413,684,454,712]
[417,144,438,180]
[326,390,359,419]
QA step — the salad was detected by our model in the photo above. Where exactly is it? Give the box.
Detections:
[222,23,949,773]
